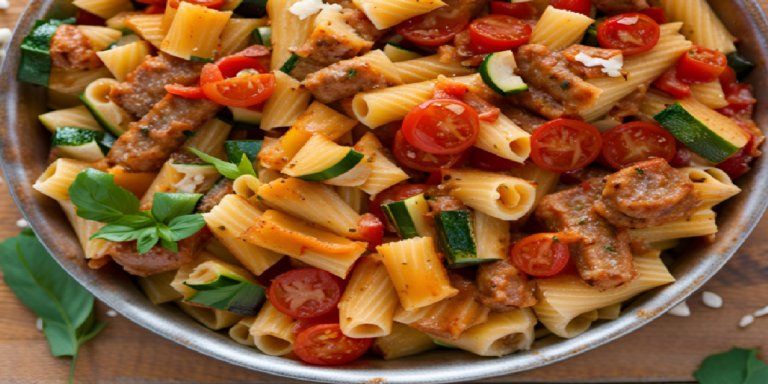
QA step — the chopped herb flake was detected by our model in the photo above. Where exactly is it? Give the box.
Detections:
[561,81,570,89]
[578,218,586,225]
[553,236,559,243]
[347,69,357,79]
[635,168,644,174]
[605,245,616,252]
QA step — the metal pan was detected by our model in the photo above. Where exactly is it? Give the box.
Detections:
[1,1,767,382]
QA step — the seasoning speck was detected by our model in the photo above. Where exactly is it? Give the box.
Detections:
[702,291,722,308]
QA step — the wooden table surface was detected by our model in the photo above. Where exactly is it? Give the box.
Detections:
[2,2,768,383]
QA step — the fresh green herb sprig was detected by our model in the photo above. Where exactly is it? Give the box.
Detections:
[695,347,768,384]
[68,169,206,254]
[0,229,107,383]
[187,147,257,180]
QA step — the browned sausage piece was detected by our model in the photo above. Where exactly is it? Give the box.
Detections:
[535,178,638,291]
[476,259,537,312]
[593,158,702,228]
[105,228,211,276]
[304,59,395,104]
[49,25,103,71]
[592,0,649,15]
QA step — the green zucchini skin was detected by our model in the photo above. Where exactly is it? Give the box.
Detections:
[726,52,755,80]
[234,0,268,18]
[224,140,263,164]
[479,51,528,96]
[654,102,741,164]
[581,24,599,47]
[296,149,365,181]
[229,106,263,125]
[190,56,215,63]
[17,18,76,87]
[382,194,429,239]
[52,127,115,159]
[279,53,302,74]
[252,26,272,47]
[185,275,266,316]
[434,210,490,268]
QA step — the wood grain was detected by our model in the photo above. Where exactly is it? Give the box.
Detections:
[1,2,768,383]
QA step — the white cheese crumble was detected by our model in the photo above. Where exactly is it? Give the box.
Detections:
[668,301,690,317]
[574,52,624,78]
[702,291,723,308]
[739,314,754,328]
[289,0,342,20]
[36,318,43,331]
[107,310,118,317]
[173,174,206,193]
[0,0,9,11]
[445,104,465,116]
[754,305,768,317]
[0,28,11,43]
[617,15,639,25]
[15,218,28,228]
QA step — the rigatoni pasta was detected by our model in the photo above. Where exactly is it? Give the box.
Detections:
[339,256,399,338]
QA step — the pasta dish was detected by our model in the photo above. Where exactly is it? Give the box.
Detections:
[19,0,760,366]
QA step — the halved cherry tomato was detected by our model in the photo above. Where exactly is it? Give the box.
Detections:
[135,0,166,5]
[168,0,224,9]
[215,56,268,77]
[200,63,225,84]
[597,13,660,56]
[511,233,580,277]
[254,257,294,287]
[402,99,479,155]
[357,213,384,250]
[717,136,755,180]
[293,324,372,366]
[652,66,690,99]
[144,4,166,13]
[395,8,469,47]
[550,0,592,16]
[202,74,276,108]
[394,184,430,201]
[676,46,727,84]
[469,15,532,54]
[639,7,669,24]
[426,172,443,185]
[601,122,676,170]
[530,119,603,174]
[490,2,537,19]
[76,10,106,26]
[268,268,343,319]
[165,84,205,98]
[469,148,518,172]
[719,66,757,107]
[291,308,340,335]
[393,130,468,172]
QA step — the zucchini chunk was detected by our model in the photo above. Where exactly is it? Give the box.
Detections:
[80,78,134,136]
[52,127,115,162]
[229,106,263,125]
[17,18,75,87]
[434,210,492,268]
[224,140,263,164]
[382,193,433,239]
[726,52,755,80]
[252,26,272,47]
[654,98,750,164]
[479,50,528,96]
[184,260,266,316]
[279,53,302,74]
[383,43,422,62]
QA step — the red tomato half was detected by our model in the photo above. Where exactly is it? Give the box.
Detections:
[402,99,480,155]
[652,66,691,99]
[165,84,205,98]
[293,324,372,366]
[597,13,660,56]
[530,119,603,173]
[550,0,592,16]
[135,0,165,5]
[469,148,518,172]
[639,7,669,24]
[144,4,166,13]
[268,269,343,319]
[291,308,340,335]
[511,233,580,277]
[601,122,677,170]
[76,10,106,25]
[357,213,384,250]
[393,130,468,172]
[717,137,755,180]
[202,74,276,108]
[469,15,532,54]
[168,0,224,9]
[395,8,469,47]
[676,46,728,84]
[490,2,537,19]
[215,56,268,77]
[719,66,757,107]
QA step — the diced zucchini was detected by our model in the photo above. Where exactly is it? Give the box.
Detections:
[170,162,219,175]
[80,78,134,136]
[17,18,75,87]
[581,24,599,47]
[224,140,263,164]
[107,33,141,50]
[190,56,215,63]
[296,149,365,182]
[52,127,115,162]
[229,106,263,125]
[433,340,460,349]
[726,52,755,80]
[654,98,751,164]
[382,193,433,239]
[252,26,272,48]
[383,43,422,62]
[279,53,302,74]
[184,260,266,316]
[479,51,528,96]
[231,0,268,18]
[434,210,490,268]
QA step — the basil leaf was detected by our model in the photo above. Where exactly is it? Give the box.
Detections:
[168,214,207,241]
[69,169,140,223]
[151,192,203,223]
[695,347,768,384]
[136,227,159,254]
[187,147,256,180]
[160,237,179,253]
[0,231,107,382]
[90,215,155,242]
